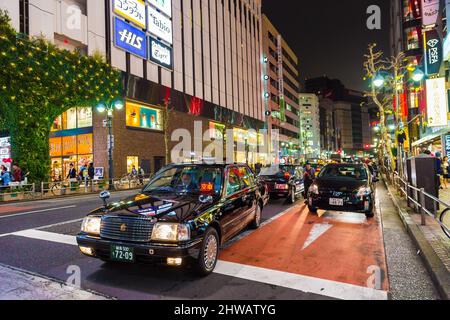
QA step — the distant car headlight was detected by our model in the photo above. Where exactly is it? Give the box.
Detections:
[81,216,101,235]
[356,187,371,197]
[309,184,319,195]
[151,223,191,242]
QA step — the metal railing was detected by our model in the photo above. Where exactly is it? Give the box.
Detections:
[0,183,36,201]
[0,174,155,202]
[391,171,450,237]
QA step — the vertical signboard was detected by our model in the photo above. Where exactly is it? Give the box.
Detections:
[113,0,147,29]
[424,29,442,76]
[277,35,286,122]
[149,36,173,70]
[148,0,172,17]
[426,78,448,127]
[114,17,148,59]
[422,0,440,27]
[147,6,173,45]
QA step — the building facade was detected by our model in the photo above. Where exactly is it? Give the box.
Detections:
[305,77,372,157]
[261,14,301,163]
[299,93,321,159]
[1,0,266,179]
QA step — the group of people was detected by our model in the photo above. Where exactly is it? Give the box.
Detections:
[66,163,95,184]
[431,151,450,190]
[0,164,25,187]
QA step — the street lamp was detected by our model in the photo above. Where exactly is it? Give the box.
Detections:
[372,74,385,88]
[96,98,124,190]
[372,67,424,177]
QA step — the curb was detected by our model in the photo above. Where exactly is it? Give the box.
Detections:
[382,179,450,300]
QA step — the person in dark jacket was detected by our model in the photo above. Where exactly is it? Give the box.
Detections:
[88,163,95,180]
[303,162,316,202]
[67,163,77,180]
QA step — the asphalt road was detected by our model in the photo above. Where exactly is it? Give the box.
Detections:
[0,186,440,300]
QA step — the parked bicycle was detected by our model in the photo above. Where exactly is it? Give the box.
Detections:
[439,208,450,238]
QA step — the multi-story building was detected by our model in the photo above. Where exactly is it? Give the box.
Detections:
[305,77,372,157]
[299,94,320,159]
[261,14,300,162]
[1,0,266,178]
[390,0,450,157]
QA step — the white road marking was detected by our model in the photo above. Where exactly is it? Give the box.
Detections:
[0,205,77,219]
[214,260,388,300]
[0,218,84,238]
[301,223,333,251]
[7,227,388,300]
[11,229,78,246]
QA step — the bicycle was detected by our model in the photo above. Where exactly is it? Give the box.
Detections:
[439,208,450,238]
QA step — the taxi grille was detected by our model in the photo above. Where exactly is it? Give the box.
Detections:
[100,215,155,243]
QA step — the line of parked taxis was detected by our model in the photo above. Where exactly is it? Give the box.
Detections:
[77,161,378,275]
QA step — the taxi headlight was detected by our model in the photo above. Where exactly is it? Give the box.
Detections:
[309,184,319,195]
[81,216,101,235]
[357,187,371,197]
[151,223,191,242]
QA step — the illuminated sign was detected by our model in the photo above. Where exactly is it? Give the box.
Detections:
[426,78,448,127]
[422,0,439,27]
[148,6,173,45]
[114,17,147,59]
[149,36,173,70]
[149,0,172,17]
[424,29,442,76]
[113,0,147,29]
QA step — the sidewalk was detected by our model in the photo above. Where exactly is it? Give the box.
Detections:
[384,178,450,299]
[0,264,109,300]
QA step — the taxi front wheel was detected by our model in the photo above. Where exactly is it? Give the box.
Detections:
[194,228,219,276]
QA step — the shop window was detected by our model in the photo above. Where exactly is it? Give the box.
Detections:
[404,27,421,51]
[49,133,94,181]
[51,107,93,132]
[127,156,139,173]
[209,122,225,140]
[126,101,163,131]
[77,107,93,128]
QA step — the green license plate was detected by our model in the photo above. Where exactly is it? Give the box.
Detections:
[110,245,134,263]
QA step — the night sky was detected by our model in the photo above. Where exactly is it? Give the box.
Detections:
[262,0,391,92]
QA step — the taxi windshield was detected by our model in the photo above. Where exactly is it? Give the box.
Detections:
[319,166,367,180]
[259,165,296,177]
[143,166,224,195]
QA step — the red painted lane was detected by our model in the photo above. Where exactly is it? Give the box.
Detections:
[0,205,36,216]
[220,205,389,291]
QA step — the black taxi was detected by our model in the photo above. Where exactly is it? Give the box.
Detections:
[76,163,265,275]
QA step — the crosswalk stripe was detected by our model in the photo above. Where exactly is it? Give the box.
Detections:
[214,260,388,300]
[8,228,388,300]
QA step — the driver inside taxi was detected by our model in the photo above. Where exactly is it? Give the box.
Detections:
[179,172,198,191]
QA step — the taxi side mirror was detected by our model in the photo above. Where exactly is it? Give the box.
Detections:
[99,191,111,207]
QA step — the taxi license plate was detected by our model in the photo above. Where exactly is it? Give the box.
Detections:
[110,245,134,262]
[329,198,344,206]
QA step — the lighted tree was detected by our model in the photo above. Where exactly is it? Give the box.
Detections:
[0,10,122,182]
[364,43,406,172]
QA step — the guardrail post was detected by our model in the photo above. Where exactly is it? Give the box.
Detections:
[41,182,44,197]
[419,188,426,226]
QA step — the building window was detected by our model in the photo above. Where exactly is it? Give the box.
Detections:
[126,101,163,131]
[127,156,139,173]
[404,26,421,51]
[49,133,93,181]
[51,107,93,131]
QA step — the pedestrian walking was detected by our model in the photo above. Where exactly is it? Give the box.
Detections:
[11,164,24,183]
[88,163,95,180]
[303,162,316,203]
[436,152,443,190]
[131,165,138,177]
[67,163,77,180]
[0,165,10,188]
[442,156,450,189]
[138,167,145,185]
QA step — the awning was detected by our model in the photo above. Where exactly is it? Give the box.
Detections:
[412,128,450,147]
